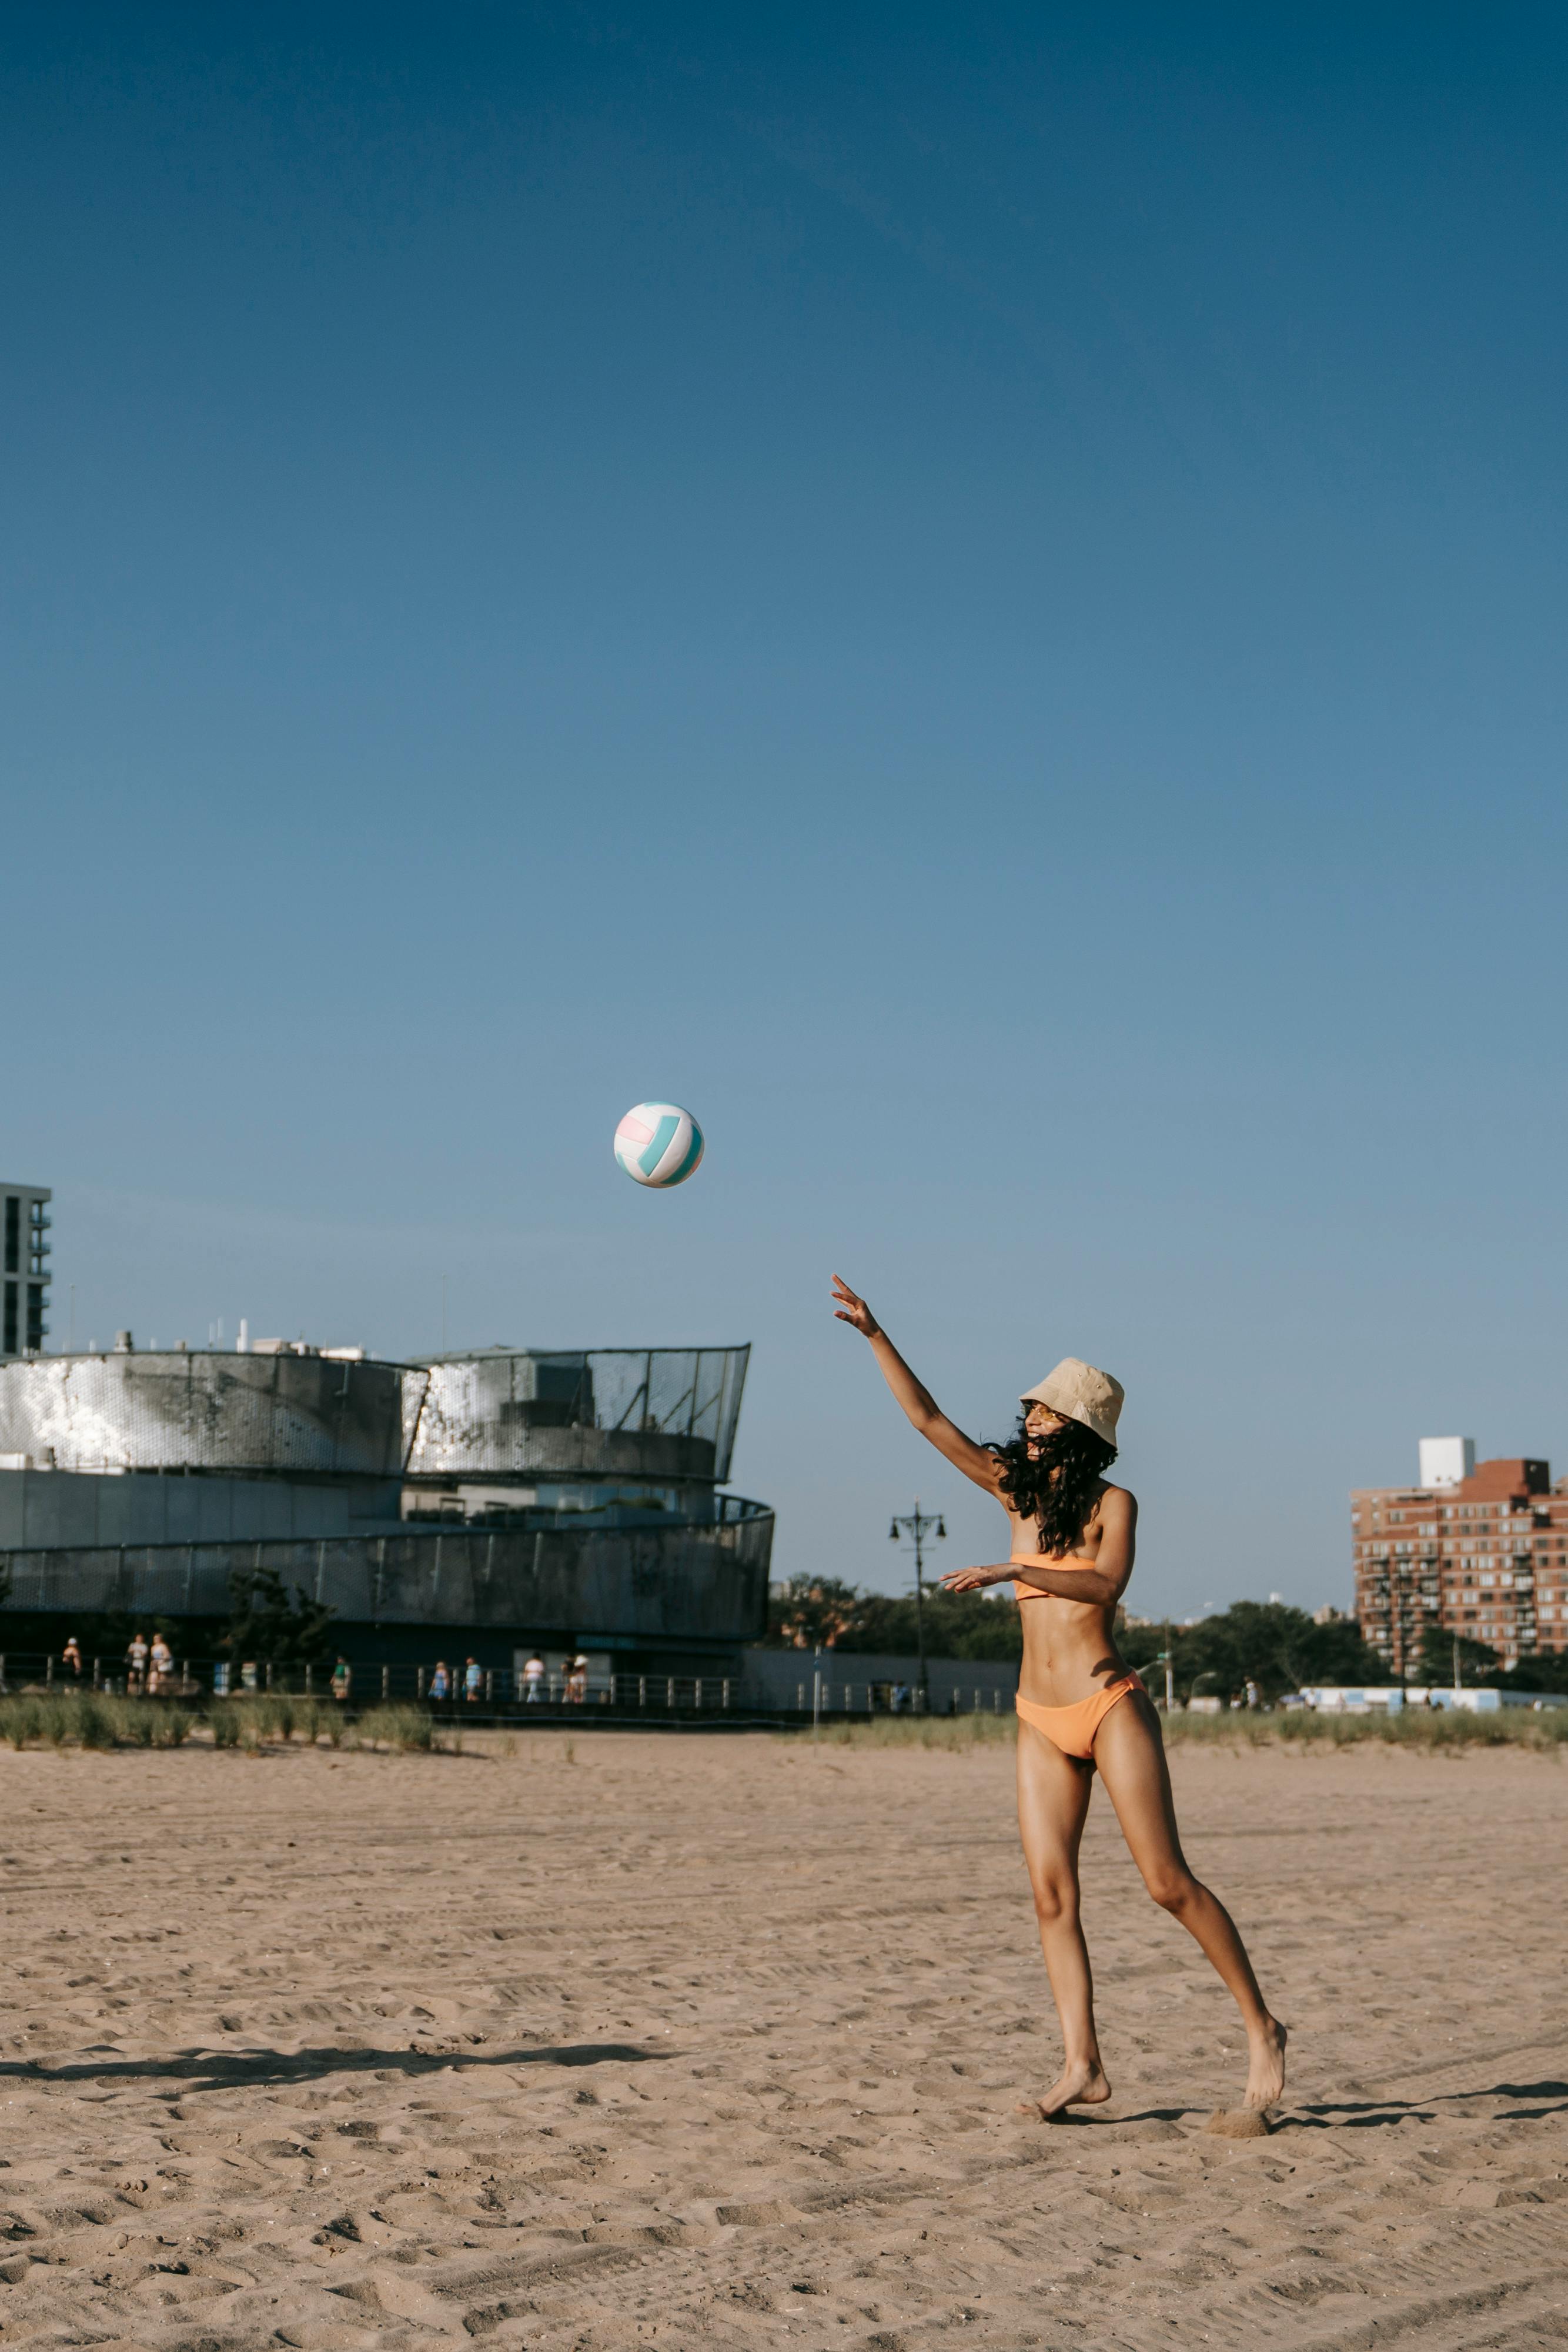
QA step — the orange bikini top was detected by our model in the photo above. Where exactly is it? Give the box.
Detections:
[1009,1497,1105,1598]
[1009,1551,1097,1600]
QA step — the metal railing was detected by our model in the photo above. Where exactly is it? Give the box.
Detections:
[0,1650,1014,1718]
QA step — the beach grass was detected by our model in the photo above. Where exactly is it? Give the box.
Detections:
[0,1689,440,1753]
[815,1710,1019,1750]
[0,1692,196,1750]
[1,1687,1562,1753]
[1162,1702,1568,1750]
[808,1702,1568,1752]
[350,1703,439,1753]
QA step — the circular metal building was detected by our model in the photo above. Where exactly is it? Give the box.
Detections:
[0,1349,409,1476]
[404,1347,750,1486]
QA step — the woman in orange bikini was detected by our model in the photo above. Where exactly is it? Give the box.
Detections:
[831,1276,1286,2118]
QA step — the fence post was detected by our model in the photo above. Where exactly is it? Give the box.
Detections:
[695,1678,703,1710]
[667,1676,675,1707]
[638,1676,646,1708]
[382,1663,390,1700]
[722,1679,730,1710]
[266,1662,275,1692]
[92,1656,101,1689]
[486,1669,494,1702]
[305,1664,313,1695]
[45,1653,54,1686]
[797,1683,804,1710]
[417,1665,425,1698]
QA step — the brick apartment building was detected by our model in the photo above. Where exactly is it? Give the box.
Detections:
[1352,1439,1568,1675]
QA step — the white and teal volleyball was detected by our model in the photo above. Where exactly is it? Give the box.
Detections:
[614,1102,705,1188]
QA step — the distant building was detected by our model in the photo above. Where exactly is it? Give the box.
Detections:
[1417,1435,1475,1489]
[1,1182,51,1359]
[0,1340,771,1675]
[1351,1442,1568,1673]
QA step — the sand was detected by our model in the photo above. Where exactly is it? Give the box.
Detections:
[1,1730,1565,2352]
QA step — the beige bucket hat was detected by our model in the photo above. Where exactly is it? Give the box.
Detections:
[1020,1357,1124,1448]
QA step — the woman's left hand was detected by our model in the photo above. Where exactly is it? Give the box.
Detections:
[938,1564,1012,1593]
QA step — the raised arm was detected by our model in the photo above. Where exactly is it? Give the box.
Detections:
[831,1275,1003,1495]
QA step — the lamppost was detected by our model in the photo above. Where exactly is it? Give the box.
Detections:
[1148,1617,1175,1710]
[890,1498,945,1710]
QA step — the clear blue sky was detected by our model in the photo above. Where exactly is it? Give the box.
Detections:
[5,6,1567,1614]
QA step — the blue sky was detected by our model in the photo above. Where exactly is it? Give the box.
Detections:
[5,5,1566,1613]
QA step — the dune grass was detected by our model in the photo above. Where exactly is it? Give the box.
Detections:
[807,1702,1568,1753]
[815,1710,1017,1750]
[0,1691,195,1750]
[0,1690,451,1753]
[1,1686,1560,1755]
[1162,1702,1568,1751]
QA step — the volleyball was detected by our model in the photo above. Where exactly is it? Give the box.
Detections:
[614,1102,705,1188]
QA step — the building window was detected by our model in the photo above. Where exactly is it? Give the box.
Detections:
[25,1284,44,1351]
[2,1198,16,1278]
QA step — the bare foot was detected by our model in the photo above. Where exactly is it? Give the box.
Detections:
[1243,2017,1287,2110]
[1017,2059,1112,2122]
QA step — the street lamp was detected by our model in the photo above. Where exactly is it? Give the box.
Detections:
[890,1498,945,1709]
[1148,1618,1176,1711]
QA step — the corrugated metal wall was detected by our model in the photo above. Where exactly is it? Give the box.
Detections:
[405,1348,750,1483]
[0,1508,774,1639]
[0,1354,412,1476]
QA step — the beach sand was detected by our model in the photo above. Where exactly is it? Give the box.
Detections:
[1,1729,1564,2351]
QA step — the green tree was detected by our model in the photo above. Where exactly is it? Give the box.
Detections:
[765,1575,863,1649]
[1415,1623,1500,1687]
[1138,1602,1387,1704]
[844,1586,1024,1662]
[1489,1649,1568,1696]
[223,1567,336,1668]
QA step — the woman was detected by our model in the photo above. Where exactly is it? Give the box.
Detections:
[831,1276,1286,2117]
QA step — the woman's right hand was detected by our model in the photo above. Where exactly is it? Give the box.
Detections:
[830,1274,880,1338]
[938,1565,1011,1593]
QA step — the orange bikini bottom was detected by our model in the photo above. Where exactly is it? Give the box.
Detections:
[1015,1676,1141,1761]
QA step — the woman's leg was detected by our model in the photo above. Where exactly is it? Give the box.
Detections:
[1015,1719,1108,2116]
[1092,1692,1287,2108]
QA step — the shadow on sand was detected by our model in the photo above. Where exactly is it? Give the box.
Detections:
[0,2041,668,2094]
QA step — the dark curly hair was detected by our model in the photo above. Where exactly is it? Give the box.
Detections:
[989,1414,1117,1555]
